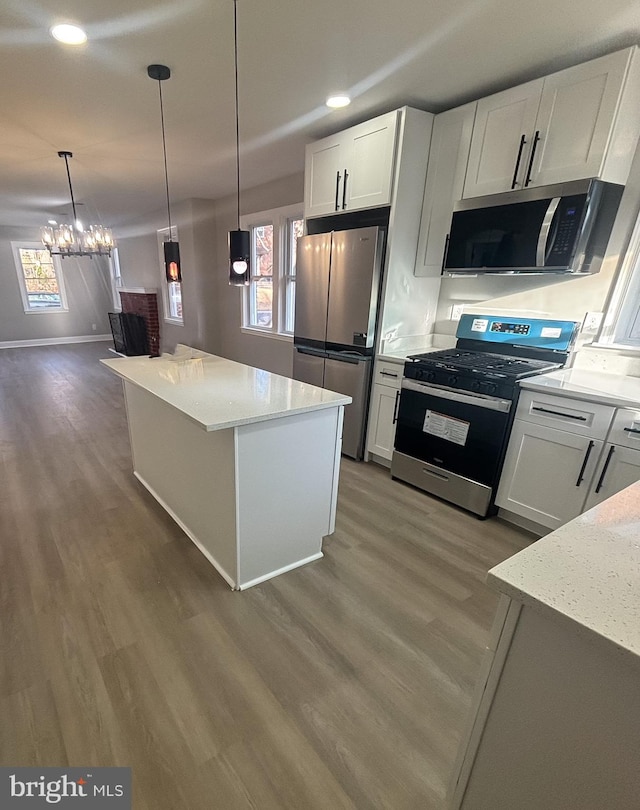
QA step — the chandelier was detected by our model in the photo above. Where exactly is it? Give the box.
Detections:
[41,151,114,258]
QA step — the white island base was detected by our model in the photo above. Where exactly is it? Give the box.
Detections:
[103,351,350,590]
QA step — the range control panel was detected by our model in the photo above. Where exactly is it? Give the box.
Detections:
[457,314,580,352]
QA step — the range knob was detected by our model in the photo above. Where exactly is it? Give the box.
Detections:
[471,380,482,392]
[484,382,497,395]
[447,374,458,387]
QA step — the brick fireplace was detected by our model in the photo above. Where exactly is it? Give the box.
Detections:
[118,288,160,356]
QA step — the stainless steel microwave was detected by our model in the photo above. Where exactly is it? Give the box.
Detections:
[443,179,623,275]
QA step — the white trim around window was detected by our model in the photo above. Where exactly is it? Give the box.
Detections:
[599,211,640,349]
[11,242,68,314]
[157,226,184,325]
[240,203,303,339]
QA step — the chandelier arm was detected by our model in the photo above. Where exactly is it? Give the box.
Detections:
[157,78,173,240]
[234,0,241,230]
[62,152,78,224]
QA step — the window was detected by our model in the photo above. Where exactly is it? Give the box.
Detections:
[241,204,303,337]
[109,248,123,310]
[600,212,640,348]
[157,227,183,324]
[12,243,68,313]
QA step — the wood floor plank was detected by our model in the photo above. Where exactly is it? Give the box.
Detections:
[0,342,534,808]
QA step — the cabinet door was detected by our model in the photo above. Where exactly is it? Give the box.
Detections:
[463,79,543,198]
[415,102,476,277]
[531,50,630,186]
[496,419,602,530]
[304,134,344,218]
[366,384,400,461]
[583,444,640,510]
[344,111,398,211]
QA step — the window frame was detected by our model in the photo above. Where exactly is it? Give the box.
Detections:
[599,211,640,349]
[240,203,303,339]
[157,226,183,325]
[11,242,68,314]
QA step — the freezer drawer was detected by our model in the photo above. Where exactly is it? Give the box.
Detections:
[292,349,325,388]
[324,355,371,460]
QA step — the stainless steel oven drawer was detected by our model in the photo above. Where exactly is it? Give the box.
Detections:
[391,450,492,516]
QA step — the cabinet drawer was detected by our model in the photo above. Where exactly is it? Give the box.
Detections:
[374,361,403,388]
[516,390,614,439]
[608,408,640,449]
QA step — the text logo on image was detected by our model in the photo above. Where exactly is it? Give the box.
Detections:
[1,768,131,808]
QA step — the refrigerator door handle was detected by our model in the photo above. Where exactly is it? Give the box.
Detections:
[296,346,327,358]
[326,351,364,365]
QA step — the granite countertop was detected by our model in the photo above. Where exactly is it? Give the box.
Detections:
[520,367,640,409]
[488,481,640,667]
[101,349,351,432]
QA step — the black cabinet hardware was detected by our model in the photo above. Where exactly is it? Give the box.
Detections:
[525,130,540,186]
[341,169,348,210]
[334,171,341,211]
[575,440,594,486]
[511,134,527,189]
[532,406,587,421]
[595,445,616,493]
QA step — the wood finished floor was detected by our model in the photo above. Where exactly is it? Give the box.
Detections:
[0,342,532,809]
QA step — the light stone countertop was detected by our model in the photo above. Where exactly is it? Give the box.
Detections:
[101,350,351,432]
[520,367,640,409]
[488,481,640,667]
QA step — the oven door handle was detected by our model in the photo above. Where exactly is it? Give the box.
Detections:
[401,379,512,412]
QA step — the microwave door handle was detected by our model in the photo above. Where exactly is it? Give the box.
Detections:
[536,197,561,267]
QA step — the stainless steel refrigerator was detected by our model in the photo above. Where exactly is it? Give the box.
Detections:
[293,226,384,460]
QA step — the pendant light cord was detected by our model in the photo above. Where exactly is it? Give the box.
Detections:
[234,0,241,229]
[61,153,78,224]
[156,78,173,240]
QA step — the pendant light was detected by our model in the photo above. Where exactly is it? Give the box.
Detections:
[41,151,114,257]
[228,0,250,286]
[147,63,181,282]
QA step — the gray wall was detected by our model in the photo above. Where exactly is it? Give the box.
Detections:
[211,173,304,376]
[115,173,303,376]
[0,225,113,343]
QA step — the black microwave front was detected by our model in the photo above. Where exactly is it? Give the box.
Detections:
[443,179,623,275]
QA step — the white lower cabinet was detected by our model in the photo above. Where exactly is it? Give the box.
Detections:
[496,420,603,530]
[366,360,402,463]
[497,393,640,531]
[583,407,640,509]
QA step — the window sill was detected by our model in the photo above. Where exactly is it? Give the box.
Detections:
[23,308,69,315]
[164,318,184,326]
[240,327,293,343]
[586,341,640,356]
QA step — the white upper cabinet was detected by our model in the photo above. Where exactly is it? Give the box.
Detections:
[415,102,477,276]
[304,111,399,218]
[463,81,542,198]
[463,47,640,198]
[304,136,344,217]
[532,50,635,186]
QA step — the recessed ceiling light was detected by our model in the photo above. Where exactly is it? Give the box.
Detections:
[50,24,87,45]
[48,219,57,225]
[326,94,351,109]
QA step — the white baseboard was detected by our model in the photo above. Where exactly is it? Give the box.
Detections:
[0,334,111,349]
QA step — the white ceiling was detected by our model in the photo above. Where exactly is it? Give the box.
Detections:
[2,0,640,230]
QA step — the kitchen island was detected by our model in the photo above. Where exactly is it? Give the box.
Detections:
[450,481,640,809]
[101,348,351,590]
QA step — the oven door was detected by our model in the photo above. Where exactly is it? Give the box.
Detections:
[393,379,512,487]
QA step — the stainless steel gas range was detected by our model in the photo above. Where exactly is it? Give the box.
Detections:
[391,315,580,517]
